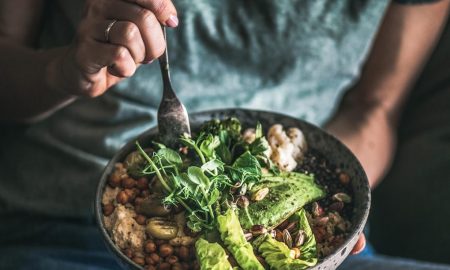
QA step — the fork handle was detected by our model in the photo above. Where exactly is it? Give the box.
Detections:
[158,26,176,99]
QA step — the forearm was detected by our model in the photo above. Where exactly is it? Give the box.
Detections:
[327,0,450,187]
[345,1,450,126]
[0,41,76,123]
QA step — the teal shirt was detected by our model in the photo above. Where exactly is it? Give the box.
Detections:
[0,0,389,218]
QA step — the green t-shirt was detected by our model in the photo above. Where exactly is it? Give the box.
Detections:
[0,0,390,218]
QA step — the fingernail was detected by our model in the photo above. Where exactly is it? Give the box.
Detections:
[143,59,154,64]
[166,15,179,28]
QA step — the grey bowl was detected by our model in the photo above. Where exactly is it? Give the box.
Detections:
[95,108,370,270]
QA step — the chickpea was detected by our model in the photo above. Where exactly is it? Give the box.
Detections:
[149,253,160,264]
[145,256,156,265]
[108,172,122,187]
[159,244,174,257]
[132,256,145,266]
[135,214,146,225]
[171,262,183,270]
[124,248,133,258]
[145,265,157,270]
[166,255,178,264]
[102,203,115,216]
[178,246,189,261]
[116,191,129,205]
[145,240,157,253]
[137,177,149,190]
[122,177,136,189]
[157,262,171,270]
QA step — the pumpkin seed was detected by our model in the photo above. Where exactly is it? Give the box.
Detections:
[251,187,269,201]
[332,192,352,203]
[294,230,305,247]
[283,229,293,248]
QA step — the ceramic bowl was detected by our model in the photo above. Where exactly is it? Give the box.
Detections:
[95,108,370,270]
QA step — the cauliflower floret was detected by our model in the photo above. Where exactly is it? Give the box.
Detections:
[242,128,256,144]
[267,124,307,172]
[104,205,146,251]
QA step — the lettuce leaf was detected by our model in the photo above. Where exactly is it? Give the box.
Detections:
[195,238,233,270]
[254,208,318,270]
[217,209,265,270]
[294,208,318,262]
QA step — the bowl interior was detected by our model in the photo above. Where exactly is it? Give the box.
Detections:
[95,108,370,270]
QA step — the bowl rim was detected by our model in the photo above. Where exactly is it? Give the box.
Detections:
[94,108,371,270]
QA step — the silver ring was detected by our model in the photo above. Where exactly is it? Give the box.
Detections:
[104,20,118,43]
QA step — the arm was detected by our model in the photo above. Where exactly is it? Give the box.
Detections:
[0,0,75,122]
[326,0,450,188]
[0,0,179,123]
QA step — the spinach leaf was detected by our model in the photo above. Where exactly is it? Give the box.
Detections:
[228,151,262,184]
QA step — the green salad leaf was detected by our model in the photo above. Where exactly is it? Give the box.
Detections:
[256,234,316,270]
[217,209,265,270]
[228,151,262,186]
[195,238,233,270]
[294,208,318,262]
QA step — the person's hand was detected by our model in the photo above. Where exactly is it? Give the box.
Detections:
[351,234,366,255]
[49,0,178,97]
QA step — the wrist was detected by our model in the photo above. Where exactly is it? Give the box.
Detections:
[325,101,397,188]
[45,47,79,99]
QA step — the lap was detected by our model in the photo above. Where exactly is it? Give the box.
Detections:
[0,214,120,270]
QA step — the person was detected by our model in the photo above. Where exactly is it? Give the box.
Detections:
[0,0,449,269]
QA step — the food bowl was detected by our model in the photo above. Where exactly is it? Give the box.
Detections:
[95,108,370,270]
